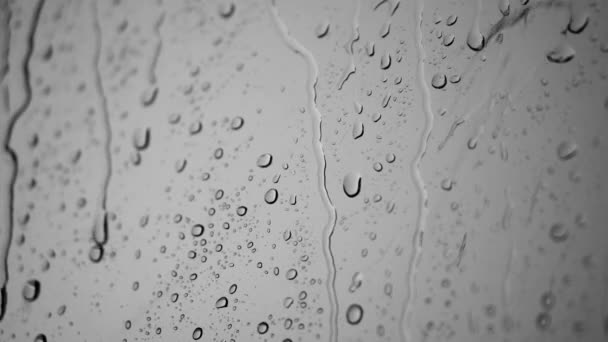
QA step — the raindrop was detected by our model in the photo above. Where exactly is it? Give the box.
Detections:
[191,224,204,237]
[22,279,40,302]
[557,141,577,160]
[192,327,203,340]
[567,11,589,34]
[286,268,298,280]
[133,127,150,151]
[446,15,458,26]
[257,153,273,168]
[257,322,269,335]
[547,43,575,64]
[353,121,364,139]
[315,20,330,38]
[229,284,237,294]
[466,28,485,51]
[343,172,362,198]
[540,291,555,311]
[380,52,391,69]
[219,2,236,19]
[346,303,364,325]
[549,223,569,243]
[34,334,47,342]
[140,86,158,107]
[431,73,447,89]
[231,116,244,130]
[215,296,228,309]
[536,312,551,330]
[237,206,248,216]
[264,188,278,204]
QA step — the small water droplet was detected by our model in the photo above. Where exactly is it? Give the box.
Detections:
[22,279,40,302]
[380,52,391,69]
[547,43,575,64]
[549,223,569,243]
[353,121,364,139]
[191,224,204,237]
[257,322,269,334]
[557,141,577,160]
[192,327,203,340]
[219,2,235,19]
[315,20,330,38]
[568,11,589,34]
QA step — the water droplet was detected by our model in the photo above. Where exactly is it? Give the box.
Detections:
[549,223,569,243]
[536,312,551,330]
[140,86,158,107]
[231,116,244,130]
[540,291,555,311]
[192,327,203,340]
[353,121,364,139]
[264,188,278,204]
[346,303,364,325]
[380,52,391,69]
[446,15,458,26]
[257,321,269,334]
[236,206,248,216]
[191,224,204,237]
[547,43,576,64]
[219,2,235,19]
[442,33,455,46]
[22,279,40,302]
[34,334,47,342]
[366,41,375,56]
[286,268,298,280]
[441,178,454,191]
[315,20,330,38]
[133,127,150,151]
[229,284,237,294]
[431,73,447,89]
[466,28,485,51]
[348,272,363,292]
[89,243,104,263]
[343,172,362,198]
[257,153,273,168]
[215,296,228,308]
[568,11,589,34]
[557,141,577,160]
[189,120,202,135]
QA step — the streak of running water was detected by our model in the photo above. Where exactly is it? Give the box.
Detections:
[91,0,113,261]
[149,11,165,85]
[400,0,434,341]
[268,2,338,341]
[337,0,360,91]
[0,0,44,320]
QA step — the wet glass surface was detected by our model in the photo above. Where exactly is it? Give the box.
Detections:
[0,0,607,341]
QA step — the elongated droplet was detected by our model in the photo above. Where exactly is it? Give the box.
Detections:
[547,43,575,64]
[353,121,364,139]
[215,296,228,309]
[568,11,589,34]
[315,19,330,38]
[380,51,391,69]
[192,327,203,340]
[343,172,362,198]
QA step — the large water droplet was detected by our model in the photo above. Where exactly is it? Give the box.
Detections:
[264,188,278,204]
[346,303,364,325]
[215,296,228,309]
[257,322,269,334]
[568,11,589,34]
[431,73,447,89]
[257,153,273,168]
[22,279,40,302]
[343,172,362,198]
[192,327,203,340]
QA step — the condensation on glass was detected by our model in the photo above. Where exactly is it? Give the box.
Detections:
[0,0,606,341]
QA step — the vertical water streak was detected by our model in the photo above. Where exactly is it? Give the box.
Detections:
[267,2,339,341]
[0,0,44,320]
[91,0,112,258]
[401,0,434,340]
[149,11,165,85]
[337,0,360,91]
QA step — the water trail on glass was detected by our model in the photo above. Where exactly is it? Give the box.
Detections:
[268,2,339,341]
[0,0,44,320]
[91,0,113,260]
[401,0,434,340]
